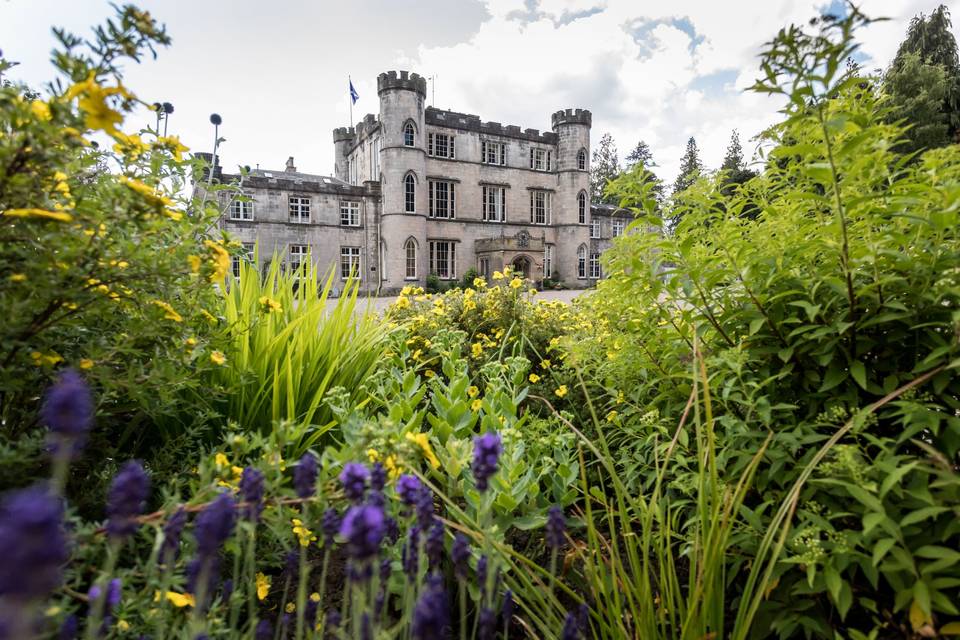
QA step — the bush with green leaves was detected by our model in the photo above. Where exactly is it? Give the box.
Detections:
[570,9,960,638]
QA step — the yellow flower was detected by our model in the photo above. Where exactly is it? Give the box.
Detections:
[259,296,283,313]
[156,135,189,162]
[120,176,173,208]
[555,385,568,398]
[117,620,130,631]
[367,448,380,463]
[424,369,435,378]
[394,296,411,310]
[201,309,218,325]
[9,273,27,282]
[151,300,183,323]
[492,270,504,280]
[292,518,317,547]
[528,373,541,383]
[467,385,479,398]
[79,359,94,370]
[204,240,230,283]
[30,100,51,121]
[2,208,72,222]
[215,452,229,467]
[210,351,227,366]
[185,337,197,347]
[188,255,202,273]
[541,359,552,369]
[606,410,618,422]
[471,343,483,358]
[384,454,402,480]
[471,399,483,412]
[256,572,271,601]
[528,288,537,296]
[509,277,523,289]
[473,277,486,288]
[405,432,441,469]
[286,602,296,614]
[155,590,195,608]
[310,592,321,603]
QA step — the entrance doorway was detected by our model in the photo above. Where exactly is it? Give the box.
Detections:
[512,255,531,279]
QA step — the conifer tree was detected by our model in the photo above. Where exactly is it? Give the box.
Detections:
[672,136,702,197]
[590,133,620,204]
[625,139,664,205]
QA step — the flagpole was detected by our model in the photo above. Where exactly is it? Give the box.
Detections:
[349,75,353,130]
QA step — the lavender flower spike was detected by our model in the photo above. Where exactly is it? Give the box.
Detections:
[0,486,68,601]
[451,533,470,580]
[396,474,422,505]
[339,462,369,503]
[411,573,450,640]
[193,492,236,557]
[160,507,187,562]
[472,432,502,492]
[106,461,150,540]
[239,467,265,522]
[293,452,318,499]
[42,369,94,441]
[546,505,566,549]
[339,504,386,561]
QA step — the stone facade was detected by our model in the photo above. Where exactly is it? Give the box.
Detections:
[206,70,630,294]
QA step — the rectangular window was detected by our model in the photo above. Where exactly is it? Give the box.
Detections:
[289,196,310,223]
[429,240,456,279]
[612,219,625,237]
[428,180,456,219]
[530,148,548,171]
[578,250,586,279]
[288,244,308,274]
[481,141,506,165]
[231,243,255,280]
[340,246,361,280]
[590,218,601,238]
[544,244,553,280]
[340,201,361,226]
[229,196,253,221]
[529,190,551,225]
[482,186,505,222]
[405,242,417,280]
[478,257,490,280]
[427,132,455,159]
[590,253,602,279]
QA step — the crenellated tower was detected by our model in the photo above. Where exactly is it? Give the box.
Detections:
[551,108,592,282]
[332,127,355,183]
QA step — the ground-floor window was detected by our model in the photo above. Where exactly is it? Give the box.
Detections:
[477,257,490,280]
[429,240,456,279]
[289,244,308,274]
[340,246,361,280]
[404,239,417,280]
[590,252,601,279]
[577,245,587,279]
[544,244,553,280]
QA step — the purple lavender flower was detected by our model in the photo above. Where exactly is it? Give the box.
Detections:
[160,507,187,563]
[402,525,420,579]
[478,608,497,640]
[560,611,580,640]
[451,533,470,580]
[326,610,341,633]
[367,490,386,508]
[339,462,369,503]
[385,515,400,543]
[380,557,392,583]
[502,589,514,624]
[396,474,422,505]
[415,486,434,529]
[239,467,265,522]
[321,507,340,547]
[58,614,78,640]
[476,555,488,591]
[576,603,590,633]
[193,492,236,556]
[361,613,372,640]
[0,486,68,601]
[305,598,318,627]
[221,579,233,601]
[254,619,272,640]
[186,555,221,603]
[411,573,450,640]
[339,504,385,560]
[293,452,318,499]
[42,369,93,451]
[283,549,299,576]
[471,432,502,492]
[106,461,150,539]
[546,505,566,549]
[425,520,444,570]
[370,462,386,492]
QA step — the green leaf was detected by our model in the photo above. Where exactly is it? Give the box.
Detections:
[824,565,842,601]
[850,360,867,389]
[873,538,896,566]
[901,506,950,527]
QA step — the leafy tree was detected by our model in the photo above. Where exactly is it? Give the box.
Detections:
[671,136,702,197]
[590,132,620,204]
[884,4,960,151]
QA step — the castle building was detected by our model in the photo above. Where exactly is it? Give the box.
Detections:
[207,70,632,294]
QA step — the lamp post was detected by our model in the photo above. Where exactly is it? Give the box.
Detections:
[208,113,222,186]
[162,102,174,136]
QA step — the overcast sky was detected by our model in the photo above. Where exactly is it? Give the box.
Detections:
[2,0,958,185]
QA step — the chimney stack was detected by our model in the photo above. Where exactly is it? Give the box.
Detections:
[285,156,296,172]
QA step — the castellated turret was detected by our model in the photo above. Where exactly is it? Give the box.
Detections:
[332,126,355,183]
[377,71,427,291]
[552,108,592,173]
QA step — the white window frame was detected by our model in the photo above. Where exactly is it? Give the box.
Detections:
[404,123,415,147]
[229,196,254,221]
[404,238,417,280]
[429,240,457,280]
[612,219,625,237]
[590,218,601,239]
[477,256,490,279]
[405,174,416,213]
[428,180,456,219]
[590,252,601,279]
[529,148,548,171]
[577,245,587,279]
[340,246,361,280]
[529,190,551,225]
[289,244,308,273]
[577,149,586,171]
[289,196,310,224]
[427,132,455,159]
[544,244,553,280]
[578,192,587,224]
[482,186,505,222]
[340,201,361,227]
[481,140,506,165]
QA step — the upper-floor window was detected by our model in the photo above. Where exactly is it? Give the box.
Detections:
[428,180,456,219]
[289,196,310,224]
[578,192,587,224]
[590,252,602,279]
[482,186,505,222]
[427,132,455,159]
[590,218,601,238]
[577,149,586,170]
[289,243,308,273]
[429,240,456,279]
[577,245,587,279]
[340,246,361,280]
[405,174,416,213]
[481,141,506,165]
[370,137,381,181]
[529,190,551,225]
[340,201,361,226]
[404,123,415,147]
[229,196,253,221]
[612,219,625,237]
[529,148,551,171]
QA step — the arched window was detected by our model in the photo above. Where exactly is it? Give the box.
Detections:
[404,238,417,279]
[577,245,587,279]
[404,122,416,147]
[577,149,586,171]
[578,191,587,224]
[404,173,416,213]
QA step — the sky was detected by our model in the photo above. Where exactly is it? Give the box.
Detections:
[2,0,958,185]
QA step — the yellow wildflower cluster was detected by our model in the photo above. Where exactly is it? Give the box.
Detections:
[151,300,183,323]
[405,432,441,469]
[203,240,231,283]
[292,519,317,547]
[367,449,402,480]
[259,296,283,314]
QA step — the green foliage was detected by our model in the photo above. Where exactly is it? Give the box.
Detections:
[590,132,621,204]
[672,135,703,198]
[212,257,389,457]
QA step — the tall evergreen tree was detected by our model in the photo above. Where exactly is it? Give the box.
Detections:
[720,130,744,173]
[672,136,702,197]
[884,5,960,151]
[590,133,620,204]
[625,140,655,169]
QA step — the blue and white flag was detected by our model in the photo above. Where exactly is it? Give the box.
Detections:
[349,79,359,104]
